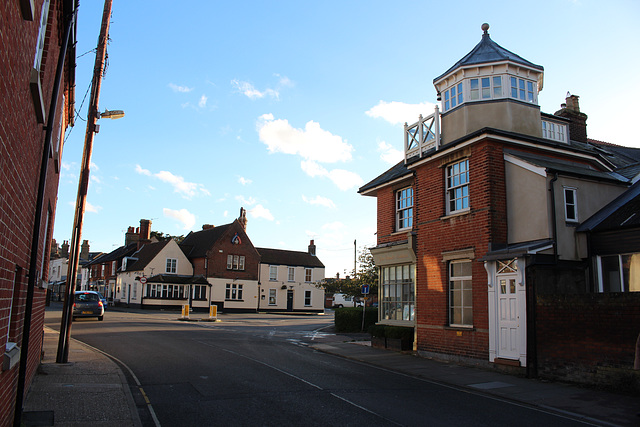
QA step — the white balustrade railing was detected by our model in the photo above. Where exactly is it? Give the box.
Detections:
[404,106,440,162]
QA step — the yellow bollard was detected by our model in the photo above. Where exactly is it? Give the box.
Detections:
[182,304,190,319]
[209,305,217,320]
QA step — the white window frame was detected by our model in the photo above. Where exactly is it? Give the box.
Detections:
[269,265,277,281]
[304,290,312,306]
[227,255,245,270]
[446,159,470,215]
[305,268,312,283]
[380,264,415,322]
[444,82,463,111]
[396,187,413,231]
[166,258,177,273]
[449,260,473,327]
[269,289,277,305]
[288,267,295,282]
[510,77,536,103]
[225,283,243,300]
[563,187,578,222]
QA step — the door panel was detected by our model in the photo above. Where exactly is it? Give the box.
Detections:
[497,275,518,359]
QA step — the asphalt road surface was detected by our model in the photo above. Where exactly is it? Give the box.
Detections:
[45,306,590,427]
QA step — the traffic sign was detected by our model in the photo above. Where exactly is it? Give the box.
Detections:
[140,277,147,284]
[361,284,370,295]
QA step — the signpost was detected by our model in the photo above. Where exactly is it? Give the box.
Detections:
[360,284,370,331]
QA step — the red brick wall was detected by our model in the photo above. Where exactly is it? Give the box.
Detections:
[402,140,507,360]
[535,293,640,386]
[201,221,261,281]
[0,1,69,423]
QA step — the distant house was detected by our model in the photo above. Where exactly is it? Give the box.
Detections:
[117,239,205,309]
[256,240,325,313]
[359,23,640,387]
[85,219,153,301]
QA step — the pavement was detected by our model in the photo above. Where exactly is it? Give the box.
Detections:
[21,313,640,427]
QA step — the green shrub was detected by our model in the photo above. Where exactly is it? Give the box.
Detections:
[334,307,378,332]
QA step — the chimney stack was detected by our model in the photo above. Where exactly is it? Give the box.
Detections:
[202,224,215,230]
[138,219,152,249]
[554,92,588,143]
[60,240,69,258]
[125,226,138,246]
[238,207,248,231]
[308,239,316,256]
[80,240,90,261]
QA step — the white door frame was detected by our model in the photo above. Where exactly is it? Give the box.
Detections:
[485,258,527,366]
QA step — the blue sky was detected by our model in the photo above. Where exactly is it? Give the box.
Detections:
[53,0,640,277]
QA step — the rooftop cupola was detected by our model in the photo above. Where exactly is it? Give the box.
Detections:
[431,23,545,145]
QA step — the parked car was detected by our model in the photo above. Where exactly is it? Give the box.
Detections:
[97,292,107,309]
[73,291,104,321]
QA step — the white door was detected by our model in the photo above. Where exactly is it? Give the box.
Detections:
[497,274,519,359]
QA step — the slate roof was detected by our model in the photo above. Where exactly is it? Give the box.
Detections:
[256,247,325,268]
[505,150,628,183]
[122,240,171,272]
[180,223,232,258]
[578,181,640,232]
[85,243,137,266]
[146,274,209,285]
[358,160,411,195]
[434,29,543,83]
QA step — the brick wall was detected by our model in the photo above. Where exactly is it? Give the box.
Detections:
[204,221,260,281]
[406,139,506,360]
[535,292,640,389]
[0,1,69,423]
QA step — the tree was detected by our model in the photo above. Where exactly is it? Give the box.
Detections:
[150,231,185,244]
[319,247,378,298]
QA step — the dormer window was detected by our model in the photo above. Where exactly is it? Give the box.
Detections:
[542,119,567,143]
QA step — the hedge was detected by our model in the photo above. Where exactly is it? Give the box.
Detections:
[368,324,414,341]
[334,307,378,332]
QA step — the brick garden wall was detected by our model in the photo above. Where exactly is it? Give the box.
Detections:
[535,292,640,390]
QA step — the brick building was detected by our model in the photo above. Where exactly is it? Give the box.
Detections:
[359,24,640,387]
[0,1,76,424]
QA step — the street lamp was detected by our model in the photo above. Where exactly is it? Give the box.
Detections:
[100,109,125,119]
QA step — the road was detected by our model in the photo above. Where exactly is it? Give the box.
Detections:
[45,306,589,427]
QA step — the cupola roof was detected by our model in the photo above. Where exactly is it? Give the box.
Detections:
[433,23,543,83]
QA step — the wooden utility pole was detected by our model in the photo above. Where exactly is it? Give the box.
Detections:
[57,0,113,363]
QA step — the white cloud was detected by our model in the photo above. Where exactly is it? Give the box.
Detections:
[249,204,274,221]
[238,176,252,185]
[223,210,229,217]
[163,208,196,230]
[90,175,101,184]
[231,79,279,100]
[377,141,403,164]
[327,169,364,191]
[300,160,328,177]
[198,94,207,108]
[135,164,151,176]
[135,165,209,198]
[366,101,437,125]
[302,195,336,209]
[257,114,353,163]
[169,83,193,93]
[61,161,72,171]
[235,195,257,206]
[85,201,101,213]
[90,162,99,171]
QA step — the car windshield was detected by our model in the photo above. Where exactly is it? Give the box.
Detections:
[76,293,99,302]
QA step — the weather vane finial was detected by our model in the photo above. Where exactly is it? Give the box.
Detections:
[481,23,490,35]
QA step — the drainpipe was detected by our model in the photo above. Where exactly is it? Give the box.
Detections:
[14,4,76,426]
[549,172,559,260]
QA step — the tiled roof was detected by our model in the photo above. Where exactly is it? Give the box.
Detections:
[123,240,171,272]
[180,223,232,258]
[256,247,325,268]
[434,30,543,83]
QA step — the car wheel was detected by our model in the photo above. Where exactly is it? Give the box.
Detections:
[98,315,104,321]
[336,304,343,308]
